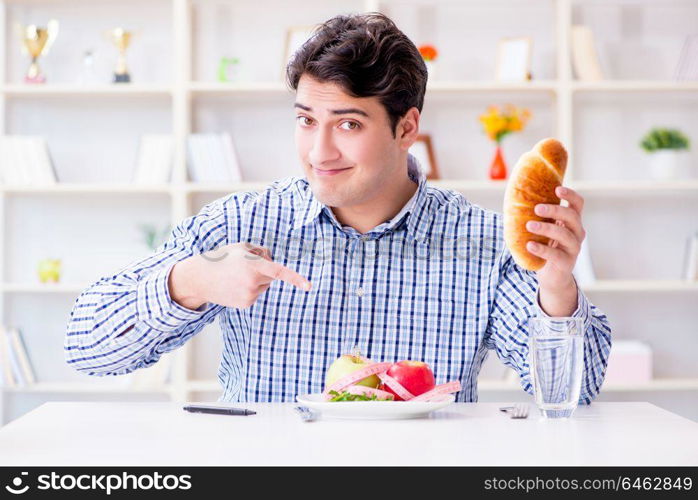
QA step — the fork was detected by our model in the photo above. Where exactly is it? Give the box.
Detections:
[294,406,318,422]
[509,403,529,419]
[499,404,529,419]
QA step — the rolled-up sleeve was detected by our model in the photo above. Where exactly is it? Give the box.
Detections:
[483,245,612,405]
[64,192,250,376]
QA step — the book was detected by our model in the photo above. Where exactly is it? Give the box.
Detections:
[7,333,26,386]
[206,134,228,181]
[221,133,242,182]
[683,232,698,281]
[133,134,174,184]
[187,133,243,182]
[0,326,16,387]
[29,136,56,184]
[0,135,57,186]
[570,25,604,81]
[8,328,36,385]
[674,34,698,81]
[186,134,206,182]
[0,136,19,184]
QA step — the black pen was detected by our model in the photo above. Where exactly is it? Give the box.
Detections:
[183,404,256,416]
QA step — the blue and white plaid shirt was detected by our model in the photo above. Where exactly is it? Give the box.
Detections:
[65,156,612,403]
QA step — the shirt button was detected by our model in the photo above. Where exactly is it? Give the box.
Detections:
[360,235,369,242]
[356,286,364,297]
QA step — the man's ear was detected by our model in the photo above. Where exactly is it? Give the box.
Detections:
[396,107,420,151]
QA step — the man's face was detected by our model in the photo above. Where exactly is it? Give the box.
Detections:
[294,75,406,208]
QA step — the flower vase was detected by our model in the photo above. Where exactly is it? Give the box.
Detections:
[489,144,508,180]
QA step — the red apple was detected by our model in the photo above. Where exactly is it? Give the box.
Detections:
[383,360,435,401]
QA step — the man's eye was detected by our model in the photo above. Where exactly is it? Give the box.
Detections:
[297,116,313,126]
[340,121,360,131]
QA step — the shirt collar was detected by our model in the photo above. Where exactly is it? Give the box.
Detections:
[293,154,429,240]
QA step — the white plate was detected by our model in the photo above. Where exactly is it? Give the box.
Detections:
[295,393,455,420]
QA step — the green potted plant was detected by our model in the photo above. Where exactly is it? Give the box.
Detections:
[139,224,171,251]
[640,128,690,180]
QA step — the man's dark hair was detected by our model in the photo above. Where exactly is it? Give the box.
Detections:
[286,13,428,138]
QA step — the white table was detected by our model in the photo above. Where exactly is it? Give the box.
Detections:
[0,402,696,466]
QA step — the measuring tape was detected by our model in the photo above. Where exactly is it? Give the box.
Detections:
[410,380,462,402]
[378,372,416,400]
[322,361,393,397]
[322,360,462,402]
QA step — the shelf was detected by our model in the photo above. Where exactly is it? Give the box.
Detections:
[0,184,173,195]
[186,380,221,392]
[571,81,698,93]
[4,80,694,97]
[430,179,507,192]
[185,182,271,194]
[427,80,557,93]
[189,81,290,95]
[1,283,87,294]
[1,180,696,196]
[430,179,698,195]
[1,84,173,97]
[601,379,698,392]
[1,382,171,394]
[37,80,691,97]
[570,179,698,195]
[186,378,698,394]
[2,0,147,4]
[3,280,694,295]
[188,80,558,96]
[479,378,698,392]
[581,280,698,293]
[9,379,698,395]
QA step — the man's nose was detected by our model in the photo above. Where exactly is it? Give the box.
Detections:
[308,128,340,166]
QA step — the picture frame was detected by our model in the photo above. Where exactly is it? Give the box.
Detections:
[282,25,318,80]
[409,134,440,180]
[495,37,532,82]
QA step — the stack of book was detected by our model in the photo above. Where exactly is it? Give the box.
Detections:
[187,133,242,182]
[0,326,36,388]
[0,136,57,186]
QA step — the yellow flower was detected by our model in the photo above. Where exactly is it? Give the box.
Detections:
[479,104,532,143]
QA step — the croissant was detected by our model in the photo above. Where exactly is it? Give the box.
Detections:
[503,138,568,271]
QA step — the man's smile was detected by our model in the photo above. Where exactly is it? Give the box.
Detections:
[312,166,353,176]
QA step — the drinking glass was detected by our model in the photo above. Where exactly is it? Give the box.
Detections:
[529,317,584,418]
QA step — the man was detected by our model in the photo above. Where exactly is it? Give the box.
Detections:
[65,13,611,403]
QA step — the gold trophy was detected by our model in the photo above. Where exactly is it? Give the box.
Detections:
[18,20,59,84]
[107,28,133,83]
